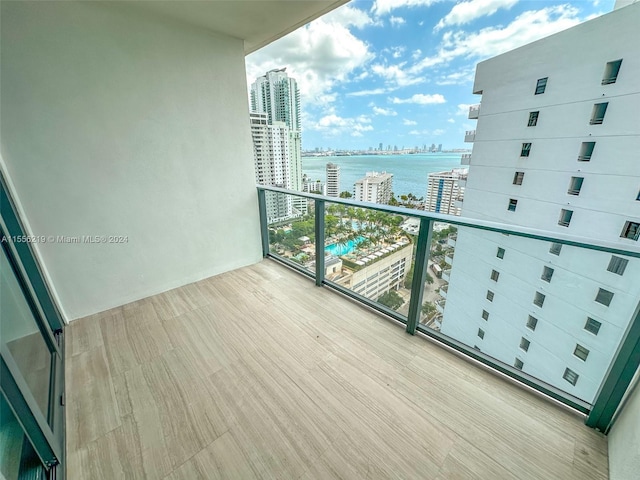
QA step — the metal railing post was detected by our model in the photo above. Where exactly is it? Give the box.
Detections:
[586,301,640,432]
[257,188,269,257]
[406,218,433,335]
[315,198,325,286]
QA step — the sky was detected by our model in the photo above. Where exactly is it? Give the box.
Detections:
[245,0,613,151]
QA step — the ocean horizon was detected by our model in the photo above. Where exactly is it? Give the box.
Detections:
[302,153,465,198]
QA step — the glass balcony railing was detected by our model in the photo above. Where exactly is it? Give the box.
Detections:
[257,185,640,432]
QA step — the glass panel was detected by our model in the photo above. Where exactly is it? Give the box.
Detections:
[0,395,45,480]
[1,246,51,418]
[324,202,417,317]
[423,224,640,405]
[266,192,315,275]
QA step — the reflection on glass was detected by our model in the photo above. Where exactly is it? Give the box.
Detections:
[1,394,25,480]
[324,204,417,316]
[426,223,638,405]
[267,193,316,275]
[1,246,51,418]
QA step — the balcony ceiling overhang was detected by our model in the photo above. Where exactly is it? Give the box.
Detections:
[128,0,350,54]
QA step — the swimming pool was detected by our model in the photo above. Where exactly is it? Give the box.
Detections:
[325,237,365,256]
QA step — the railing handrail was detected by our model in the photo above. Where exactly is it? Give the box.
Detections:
[257,185,640,259]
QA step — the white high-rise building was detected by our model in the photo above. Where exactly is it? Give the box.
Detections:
[250,112,293,222]
[441,2,640,403]
[425,169,467,216]
[354,172,393,204]
[250,68,305,215]
[326,163,340,197]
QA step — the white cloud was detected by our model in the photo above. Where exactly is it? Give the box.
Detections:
[347,88,390,97]
[372,0,441,17]
[246,10,374,108]
[372,63,424,87]
[411,5,583,73]
[373,106,398,116]
[322,5,381,29]
[391,46,406,58]
[436,67,476,86]
[403,119,418,125]
[311,114,374,137]
[433,129,445,135]
[411,49,422,60]
[409,129,430,135]
[390,93,446,105]
[390,16,407,26]
[457,103,472,115]
[435,0,519,31]
[447,118,455,123]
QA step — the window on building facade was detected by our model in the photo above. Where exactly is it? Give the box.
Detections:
[535,77,548,94]
[590,102,608,125]
[541,266,554,282]
[520,337,530,352]
[602,59,622,85]
[585,317,602,335]
[533,291,545,307]
[486,290,494,302]
[558,209,573,227]
[549,242,562,255]
[574,344,590,361]
[496,247,505,259]
[595,288,614,307]
[490,269,500,281]
[620,221,640,240]
[514,358,524,370]
[578,141,596,161]
[508,199,518,211]
[563,368,579,386]
[527,315,538,331]
[568,177,584,195]
[482,310,489,321]
[527,111,539,126]
[513,171,525,185]
[520,143,532,157]
[607,255,629,276]
[478,328,485,339]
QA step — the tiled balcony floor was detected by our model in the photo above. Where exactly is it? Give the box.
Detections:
[65,260,608,479]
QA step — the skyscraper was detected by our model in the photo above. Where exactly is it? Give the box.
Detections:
[441,2,640,403]
[250,68,305,215]
[326,163,340,197]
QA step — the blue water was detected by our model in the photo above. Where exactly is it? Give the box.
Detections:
[302,153,464,198]
[325,237,364,256]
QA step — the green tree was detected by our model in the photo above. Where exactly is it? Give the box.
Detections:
[377,290,404,310]
[404,264,433,288]
[339,191,353,198]
[421,302,437,318]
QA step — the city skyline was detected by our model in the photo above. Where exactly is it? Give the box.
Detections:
[246,0,613,151]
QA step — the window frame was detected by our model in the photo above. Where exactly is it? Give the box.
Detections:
[520,142,532,157]
[496,247,505,259]
[482,309,490,321]
[590,102,608,125]
[549,243,562,255]
[527,315,538,331]
[535,77,548,95]
[533,291,545,307]
[514,358,524,370]
[607,255,628,276]
[486,290,494,302]
[578,141,595,162]
[574,344,590,362]
[490,269,500,282]
[513,171,525,185]
[620,221,640,241]
[527,111,539,127]
[595,288,614,307]
[477,328,485,339]
[568,177,584,196]
[563,368,579,386]
[508,199,518,212]
[520,337,531,352]
[558,209,573,227]
[602,59,622,85]
[585,317,602,335]
[541,266,554,283]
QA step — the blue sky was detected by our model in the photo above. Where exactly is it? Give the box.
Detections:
[246,0,613,151]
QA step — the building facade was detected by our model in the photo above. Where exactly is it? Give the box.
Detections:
[250,68,305,215]
[425,169,467,215]
[441,3,640,403]
[354,172,393,204]
[326,162,340,197]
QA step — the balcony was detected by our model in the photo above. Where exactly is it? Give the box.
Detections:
[468,104,480,119]
[63,259,607,479]
[445,253,454,265]
[447,236,457,247]
[439,284,448,298]
[435,297,446,314]
[461,153,471,165]
[464,130,476,142]
[443,268,452,282]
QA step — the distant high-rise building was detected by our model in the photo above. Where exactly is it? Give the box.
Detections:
[438,144,443,152]
[441,2,640,403]
[425,169,467,215]
[326,163,340,197]
[379,142,383,151]
[250,112,292,222]
[354,172,393,204]
[250,68,305,215]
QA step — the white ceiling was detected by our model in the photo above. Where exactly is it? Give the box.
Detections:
[128,0,350,54]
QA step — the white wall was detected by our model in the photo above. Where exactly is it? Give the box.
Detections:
[609,371,640,480]
[0,2,262,321]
